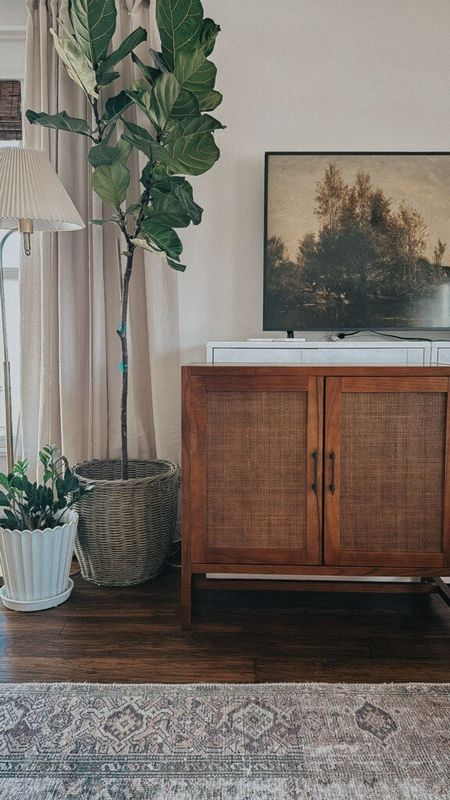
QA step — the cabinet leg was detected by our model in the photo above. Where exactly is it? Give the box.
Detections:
[181,568,192,630]
[431,576,450,608]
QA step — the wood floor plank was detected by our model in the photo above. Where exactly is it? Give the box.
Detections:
[255,657,450,683]
[0,570,449,683]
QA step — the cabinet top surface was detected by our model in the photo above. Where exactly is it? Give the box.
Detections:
[207,340,450,349]
[183,364,450,376]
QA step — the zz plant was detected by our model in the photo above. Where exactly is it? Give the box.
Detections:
[0,445,92,531]
[26,0,224,479]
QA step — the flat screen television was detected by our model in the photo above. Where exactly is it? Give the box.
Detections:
[264,152,450,331]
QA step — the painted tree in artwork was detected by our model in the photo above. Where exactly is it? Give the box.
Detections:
[314,162,348,230]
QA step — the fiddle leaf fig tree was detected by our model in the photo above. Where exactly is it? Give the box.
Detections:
[26,0,224,479]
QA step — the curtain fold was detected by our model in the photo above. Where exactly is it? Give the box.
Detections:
[21,0,181,471]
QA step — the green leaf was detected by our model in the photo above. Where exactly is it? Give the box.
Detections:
[166,115,223,175]
[91,162,130,206]
[126,82,152,118]
[91,219,109,225]
[174,48,216,94]
[102,90,133,125]
[170,89,200,120]
[0,491,10,507]
[97,70,120,87]
[122,122,171,163]
[148,48,170,73]
[167,257,187,272]
[50,26,98,98]
[150,192,191,228]
[197,89,222,112]
[173,47,221,112]
[26,109,91,136]
[174,47,204,84]
[69,0,117,64]
[88,139,132,168]
[140,162,154,187]
[140,218,183,258]
[156,0,203,69]
[88,143,119,167]
[97,26,147,77]
[199,18,220,57]
[173,182,203,224]
[131,52,161,86]
[131,238,157,253]
[149,73,180,130]
[116,138,132,164]
[184,58,216,95]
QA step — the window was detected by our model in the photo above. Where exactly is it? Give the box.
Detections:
[0,80,22,140]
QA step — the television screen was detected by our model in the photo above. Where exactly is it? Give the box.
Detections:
[264,152,450,331]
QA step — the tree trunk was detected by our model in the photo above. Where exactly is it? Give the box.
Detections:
[119,250,134,480]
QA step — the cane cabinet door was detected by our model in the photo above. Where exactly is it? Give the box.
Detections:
[185,373,323,565]
[324,377,450,569]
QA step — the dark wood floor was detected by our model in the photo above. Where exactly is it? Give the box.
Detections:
[1,568,450,683]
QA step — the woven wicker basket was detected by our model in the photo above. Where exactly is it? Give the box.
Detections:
[73,459,179,586]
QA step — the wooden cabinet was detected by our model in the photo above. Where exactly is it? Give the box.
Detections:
[182,366,450,627]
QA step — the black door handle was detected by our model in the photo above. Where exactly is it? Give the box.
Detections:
[329,451,336,494]
[311,450,318,494]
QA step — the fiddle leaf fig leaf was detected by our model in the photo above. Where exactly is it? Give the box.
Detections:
[170,89,200,120]
[140,218,183,258]
[122,121,171,163]
[88,139,132,168]
[88,142,119,167]
[50,27,98,97]
[148,48,170,72]
[156,0,203,69]
[97,70,120,87]
[69,0,117,64]
[197,88,222,112]
[26,109,91,136]
[166,115,224,175]
[131,237,157,253]
[131,52,161,86]
[91,162,130,206]
[150,192,191,228]
[116,138,133,164]
[149,73,180,130]
[167,257,187,272]
[102,90,134,125]
[173,47,205,85]
[97,27,147,78]
[199,18,220,57]
[174,48,217,99]
[173,182,203,224]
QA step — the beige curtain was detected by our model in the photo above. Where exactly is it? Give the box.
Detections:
[21,0,181,471]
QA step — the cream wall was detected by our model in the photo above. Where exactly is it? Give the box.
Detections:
[178,0,450,360]
[0,0,26,79]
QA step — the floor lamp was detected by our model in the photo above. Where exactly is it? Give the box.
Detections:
[0,147,84,473]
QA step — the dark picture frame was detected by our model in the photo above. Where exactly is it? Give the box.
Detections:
[264,152,450,331]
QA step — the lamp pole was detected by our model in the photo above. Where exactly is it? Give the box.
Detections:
[0,229,16,473]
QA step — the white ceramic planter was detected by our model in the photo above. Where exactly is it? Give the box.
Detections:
[0,510,78,612]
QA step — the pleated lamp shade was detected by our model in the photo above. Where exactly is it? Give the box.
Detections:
[0,146,84,231]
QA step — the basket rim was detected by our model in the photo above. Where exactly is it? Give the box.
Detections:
[74,458,179,486]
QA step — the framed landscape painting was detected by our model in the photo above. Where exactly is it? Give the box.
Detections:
[264,152,450,330]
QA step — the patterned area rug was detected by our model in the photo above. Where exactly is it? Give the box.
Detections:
[0,682,449,799]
